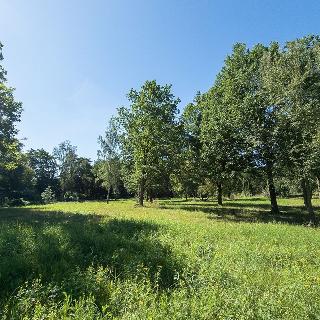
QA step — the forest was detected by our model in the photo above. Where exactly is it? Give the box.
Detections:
[1,36,320,222]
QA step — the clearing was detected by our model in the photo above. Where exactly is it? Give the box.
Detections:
[0,197,320,319]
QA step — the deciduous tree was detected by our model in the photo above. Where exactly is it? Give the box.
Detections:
[116,80,180,205]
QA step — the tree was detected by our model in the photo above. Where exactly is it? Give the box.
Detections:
[41,186,56,204]
[244,43,284,215]
[217,43,283,213]
[264,36,320,222]
[0,42,25,203]
[94,159,121,202]
[53,141,94,199]
[74,157,95,199]
[314,132,320,200]
[171,97,203,200]
[200,73,247,205]
[27,148,58,195]
[53,141,78,196]
[0,42,23,171]
[96,118,122,203]
[0,153,35,203]
[116,80,180,206]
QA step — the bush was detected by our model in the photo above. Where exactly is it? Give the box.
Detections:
[64,191,79,202]
[41,186,56,204]
[2,197,30,207]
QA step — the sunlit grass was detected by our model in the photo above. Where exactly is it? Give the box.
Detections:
[1,197,320,319]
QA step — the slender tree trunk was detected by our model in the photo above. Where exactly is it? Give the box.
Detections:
[148,189,153,203]
[302,180,308,208]
[242,177,245,196]
[266,165,279,214]
[217,182,223,206]
[185,194,188,201]
[249,183,254,196]
[301,178,315,224]
[106,187,111,204]
[138,178,145,206]
[317,176,320,199]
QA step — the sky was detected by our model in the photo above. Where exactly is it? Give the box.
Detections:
[1,0,320,160]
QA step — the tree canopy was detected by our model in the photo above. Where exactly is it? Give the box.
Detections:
[1,36,320,224]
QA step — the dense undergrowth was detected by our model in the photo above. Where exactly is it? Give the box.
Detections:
[0,198,320,319]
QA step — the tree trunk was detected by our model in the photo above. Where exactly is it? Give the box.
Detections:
[138,178,145,206]
[149,190,153,203]
[217,182,223,205]
[317,176,320,199]
[106,187,111,204]
[242,177,245,196]
[266,166,279,214]
[249,183,254,196]
[301,178,315,224]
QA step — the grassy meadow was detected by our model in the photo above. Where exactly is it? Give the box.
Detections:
[1,197,320,319]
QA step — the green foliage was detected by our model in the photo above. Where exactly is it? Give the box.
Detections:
[94,159,121,199]
[63,191,79,202]
[270,37,320,218]
[116,80,181,205]
[2,35,320,319]
[195,36,320,218]
[0,43,23,172]
[53,141,95,199]
[28,149,58,195]
[171,99,203,199]
[2,197,30,207]
[41,186,56,204]
[53,141,78,194]
[0,199,320,319]
[200,85,246,203]
[96,118,122,201]
[0,154,36,204]
[197,178,215,199]
[0,42,26,204]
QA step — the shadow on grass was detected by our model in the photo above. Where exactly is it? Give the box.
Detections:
[0,207,183,301]
[159,199,320,225]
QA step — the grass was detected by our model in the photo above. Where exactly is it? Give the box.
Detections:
[0,197,320,319]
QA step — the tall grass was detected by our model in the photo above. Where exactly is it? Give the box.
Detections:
[0,198,320,319]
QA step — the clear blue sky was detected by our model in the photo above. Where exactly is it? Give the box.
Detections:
[1,0,320,160]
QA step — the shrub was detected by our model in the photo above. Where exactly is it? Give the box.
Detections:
[64,191,79,202]
[2,197,30,207]
[41,186,56,204]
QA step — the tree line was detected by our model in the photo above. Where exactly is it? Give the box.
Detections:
[1,35,320,222]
